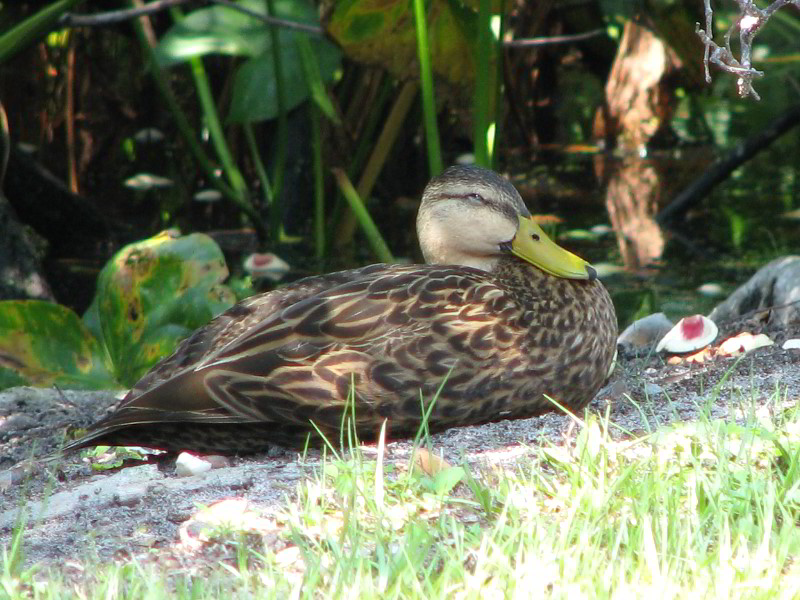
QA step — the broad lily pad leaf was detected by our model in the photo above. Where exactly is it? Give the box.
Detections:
[228,32,341,122]
[85,231,235,387]
[154,0,341,124]
[325,0,478,86]
[155,0,280,65]
[0,300,117,390]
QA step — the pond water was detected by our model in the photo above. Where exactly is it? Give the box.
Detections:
[520,143,800,329]
[45,140,798,336]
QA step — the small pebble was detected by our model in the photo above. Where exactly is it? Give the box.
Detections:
[644,383,663,395]
[114,485,146,507]
[618,313,673,350]
[193,189,222,202]
[782,339,800,350]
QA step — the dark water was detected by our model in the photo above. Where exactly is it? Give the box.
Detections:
[521,145,800,329]
[45,142,798,335]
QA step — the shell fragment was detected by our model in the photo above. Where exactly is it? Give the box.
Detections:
[656,315,719,354]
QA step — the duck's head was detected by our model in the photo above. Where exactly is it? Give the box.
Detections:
[417,165,597,280]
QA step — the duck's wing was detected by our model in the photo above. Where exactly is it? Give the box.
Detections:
[65,263,514,450]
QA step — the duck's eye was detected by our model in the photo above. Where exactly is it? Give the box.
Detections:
[465,193,483,203]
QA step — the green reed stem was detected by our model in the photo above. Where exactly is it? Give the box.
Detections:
[412,0,443,177]
[266,0,288,241]
[310,104,324,261]
[333,80,417,250]
[169,8,248,197]
[332,168,394,263]
[129,1,267,240]
[474,0,493,167]
[243,123,273,207]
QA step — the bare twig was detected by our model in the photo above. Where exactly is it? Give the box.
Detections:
[504,28,606,48]
[60,0,192,27]
[657,102,800,223]
[696,0,800,100]
[60,0,324,35]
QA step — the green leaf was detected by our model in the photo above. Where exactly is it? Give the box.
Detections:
[86,231,235,387]
[153,0,341,123]
[154,0,279,65]
[0,300,117,390]
[326,0,477,86]
[0,0,83,63]
[428,466,466,495]
[296,35,340,124]
[228,30,341,123]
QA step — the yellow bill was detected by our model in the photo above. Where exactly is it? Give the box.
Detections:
[511,216,596,280]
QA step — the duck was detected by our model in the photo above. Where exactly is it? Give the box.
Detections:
[65,165,617,454]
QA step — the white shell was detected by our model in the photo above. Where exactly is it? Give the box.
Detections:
[124,173,173,190]
[782,339,800,350]
[618,313,674,350]
[590,224,613,236]
[243,252,290,282]
[719,333,773,355]
[175,452,213,477]
[656,315,718,353]
[133,127,165,143]
[193,189,223,202]
[697,283,725,298]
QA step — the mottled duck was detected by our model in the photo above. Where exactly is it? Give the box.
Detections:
[66,165,617,454]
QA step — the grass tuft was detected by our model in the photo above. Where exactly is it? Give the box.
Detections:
[2,386,799,598]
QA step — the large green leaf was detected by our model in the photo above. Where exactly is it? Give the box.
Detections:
[154,0,277,65]
[0,0,83,63]
[0,301,117,390]
[228,31,341,122]
[326,0,477,86]
[153,0,341,123]
[86,231,235,387]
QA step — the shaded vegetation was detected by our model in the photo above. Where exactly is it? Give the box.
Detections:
[0,0,798,382]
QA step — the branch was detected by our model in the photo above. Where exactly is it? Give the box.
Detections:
[504,29,606,48]
[696,0,800,100]
[60,0,324,35]
[656,102,800,223]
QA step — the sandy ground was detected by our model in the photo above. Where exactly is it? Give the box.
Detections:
[1,322,799,576]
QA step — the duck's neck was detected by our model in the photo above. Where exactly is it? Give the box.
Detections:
[491,256,594,307]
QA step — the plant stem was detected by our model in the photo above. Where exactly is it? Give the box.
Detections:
[243,123,273,208]
[474,0,492,168]
[266,0,288,241]
[310,104,324,261]
[332,168,393,263]
[169,7,248,197]
[128,0,267,239]
[333,81,417,249]
[412,0,443,177]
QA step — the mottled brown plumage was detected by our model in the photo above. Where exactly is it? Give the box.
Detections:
[65,166,617,454]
